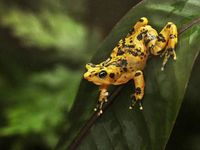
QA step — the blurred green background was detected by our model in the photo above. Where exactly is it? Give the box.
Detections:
[0,0,199,149]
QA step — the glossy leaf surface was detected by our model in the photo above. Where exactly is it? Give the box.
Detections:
[56,0,200,149]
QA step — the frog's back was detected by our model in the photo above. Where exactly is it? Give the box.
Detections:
[110,25,154,71]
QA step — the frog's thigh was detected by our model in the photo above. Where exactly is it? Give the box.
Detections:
[133,70,145,101]
[150,22,178,56]
[134,17,148,30]
[128,17,149,36]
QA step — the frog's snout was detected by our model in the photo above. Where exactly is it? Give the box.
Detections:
[84,63,96,80]
[84,71,91,80]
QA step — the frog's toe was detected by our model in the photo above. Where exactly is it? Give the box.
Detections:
[129,95,143,110]
[172,50,177,60]
[161,47,176,70]
[97,110,103,116]
[94,107,103,116]
[94,101,105,116]
[129,106,133,109]
[129,101,137,110]
[139,101,143,110]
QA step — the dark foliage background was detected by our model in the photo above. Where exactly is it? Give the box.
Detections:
[0,0,199,149]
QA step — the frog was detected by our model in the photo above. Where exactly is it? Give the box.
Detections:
[84,17,178,116]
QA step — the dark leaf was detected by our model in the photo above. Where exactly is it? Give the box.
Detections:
[56,0,200,149]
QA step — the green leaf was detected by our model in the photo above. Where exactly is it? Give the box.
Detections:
[0,66,81,135]
[56,0,200,149]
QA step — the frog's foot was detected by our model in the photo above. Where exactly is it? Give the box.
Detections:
[160,47,177,71]
[94,90,109,116]
[94,101,105,116]
[94,98,108,116]
[149,22,178,70]
[129,95,143,110]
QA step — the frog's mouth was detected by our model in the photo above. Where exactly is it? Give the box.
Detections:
[84,72,103,85]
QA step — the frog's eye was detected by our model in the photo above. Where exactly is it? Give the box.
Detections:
[98,70,107,78]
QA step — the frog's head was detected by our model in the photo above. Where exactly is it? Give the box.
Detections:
[84,63,118,85]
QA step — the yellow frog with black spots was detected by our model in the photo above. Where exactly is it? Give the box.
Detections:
[84,17,178,116]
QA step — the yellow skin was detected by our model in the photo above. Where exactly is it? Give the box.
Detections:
[84,17,178,116]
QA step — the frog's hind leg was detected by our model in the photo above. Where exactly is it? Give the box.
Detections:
[111,17,149,57]
[94,85,109,116]
[129,70,145,110]
[149,22,178,70]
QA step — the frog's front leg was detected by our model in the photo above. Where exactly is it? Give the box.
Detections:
[94,85,109,116]
[129,70,145,110]
[149,22,178,70]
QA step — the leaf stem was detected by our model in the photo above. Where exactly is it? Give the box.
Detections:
[179,17,200,35]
